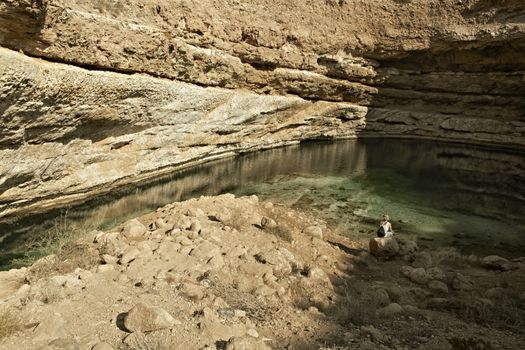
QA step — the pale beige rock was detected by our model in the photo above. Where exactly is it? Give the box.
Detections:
[409,268,429,285]
[33,313,69,342]
[121,220,147,240]
[180,283,205,301]
[303,226,323,239]
[369,237,399,258]
[428,280,449,294]
[123,302,178,333]
[376,302,403,317]
[481,255,511,271]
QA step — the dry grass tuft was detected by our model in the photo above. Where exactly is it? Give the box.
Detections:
[0,308,24,340]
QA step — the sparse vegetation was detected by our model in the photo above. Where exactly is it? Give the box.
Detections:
[10,211,99,272]
[460,294,525,333]
[0,308,24,340]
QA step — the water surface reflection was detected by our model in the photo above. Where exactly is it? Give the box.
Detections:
[1,139,524,268]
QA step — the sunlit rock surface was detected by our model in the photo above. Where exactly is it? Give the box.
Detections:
[1,0,524,216]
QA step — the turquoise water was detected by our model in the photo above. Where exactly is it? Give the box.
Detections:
[1,139,524,268]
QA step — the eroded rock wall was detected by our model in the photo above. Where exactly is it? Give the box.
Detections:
[0,0,524,217]
[0,48,366,217]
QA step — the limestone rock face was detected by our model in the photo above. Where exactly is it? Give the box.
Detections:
[0,0,524,217]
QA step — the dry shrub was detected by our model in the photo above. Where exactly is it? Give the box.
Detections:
[11,211,100,276]
[0,308,24,340]
[329,279,380,325]
[461,294,525,333]
[432,247,478,268]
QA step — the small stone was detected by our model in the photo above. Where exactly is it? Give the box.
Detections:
[208,208,232,223]
[409,268,429,285]
[101,254,118,265]
[400,265,414,278]
[397,238,418,256]
[246,329,259,338]
[175,236,193,246]
[376,303,403,317]
[254,285,276,297]
[426,267,446,281]
[451,273,473,291]
[255,249,292,278]
[428,280,448,294]
[307,267,329,282]
[190,220,202,233]
[175,216,193,230]
[123,302,178,333]
[120,247,141,264]
[191,241,220,260]
[260,217,277,229]
[373,288,391,307]
[180,283,205,301]
[121,219,147,240]
[303,226,323,239]
[482,255,511,271]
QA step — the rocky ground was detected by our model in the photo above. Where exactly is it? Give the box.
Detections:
[0,194,524,350]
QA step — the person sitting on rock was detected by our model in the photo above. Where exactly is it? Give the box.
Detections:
[377,214,393,237]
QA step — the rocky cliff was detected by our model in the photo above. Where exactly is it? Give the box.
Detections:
[1,0,524,217]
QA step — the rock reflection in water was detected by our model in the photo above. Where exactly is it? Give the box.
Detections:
[1,139,524,268]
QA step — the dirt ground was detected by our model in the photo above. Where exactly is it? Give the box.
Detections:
[0,194,524,350]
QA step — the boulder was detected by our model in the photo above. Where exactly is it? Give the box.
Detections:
[255,249,292,277]
[426,267,446,281]
[303,226,323,239]
[190,241,221,260]
[123,302,178,333]
[121,219,147,240]
[481,255,511,271]
[397,238,418,257]
[451,273,473,291]
[376,303,403,317]
[372,288,391,307]
[119,247,141,265]
[409,268,429,285]
[428,280,448,294]
[91,342,115,350]
[369,237,399,258]
[260,216,277,229]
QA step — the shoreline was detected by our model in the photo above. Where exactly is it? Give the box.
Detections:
[1,194,524,349]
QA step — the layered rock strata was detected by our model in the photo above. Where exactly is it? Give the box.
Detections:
[0,48,367,218]
[1,0,524,217]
